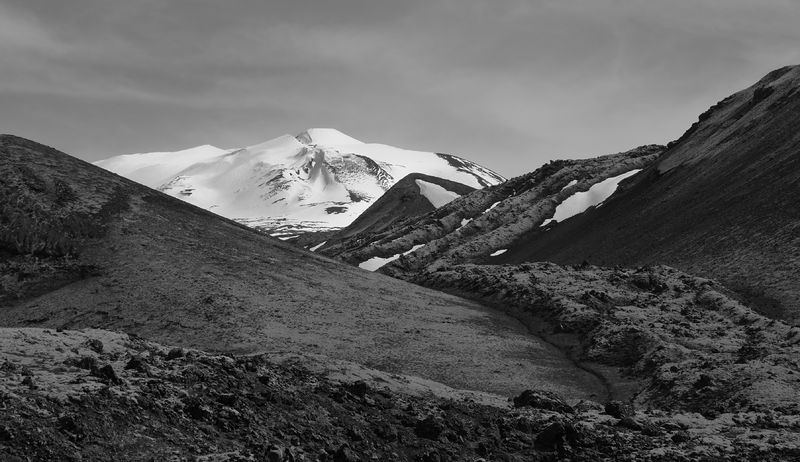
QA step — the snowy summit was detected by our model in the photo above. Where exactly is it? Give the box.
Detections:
[95,129,505,234]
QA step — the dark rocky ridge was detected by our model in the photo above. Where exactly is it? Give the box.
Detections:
[340,173,475,237]
[495,65,800,323]
[294,173,475,251]
[319,144,663,274]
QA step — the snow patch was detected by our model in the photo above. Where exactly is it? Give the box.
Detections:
[484,201,501,214]
[490,249,507,257]
[415,180,461,208]
[309,241,327,252]
[541,169,641,227]
[561,179,578,191]
[358,244,425,271]
[457,218,472,230]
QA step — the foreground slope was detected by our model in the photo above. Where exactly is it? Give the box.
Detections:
[497,66,800,322]
[3,326,799,461]
[0,134,600,399]
[95,128,504,235]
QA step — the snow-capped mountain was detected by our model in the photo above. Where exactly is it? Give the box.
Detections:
[94,128,505,235]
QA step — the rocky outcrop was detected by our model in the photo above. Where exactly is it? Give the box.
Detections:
[320,145,663,272]
[408,262,800,419]
[2,327,798,461]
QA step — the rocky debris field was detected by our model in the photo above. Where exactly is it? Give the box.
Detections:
[405,263,800,452]
[1,327,798,461]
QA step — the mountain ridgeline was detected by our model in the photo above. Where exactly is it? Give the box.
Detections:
[318,144,664,272]
[321,65,800,324]
[2,65,800,461]
[496,64,800,322]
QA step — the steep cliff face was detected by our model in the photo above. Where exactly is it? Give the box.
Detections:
[495,65,800,322]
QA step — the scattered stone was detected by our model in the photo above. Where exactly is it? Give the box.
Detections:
[535,420,566,451]
[418,448,443,462]
[693,374,714,389]
[345,380,369,398]
[267,444,284,462]
[376,423,398,442]
[415,416,444,440]
[84,339,104,354]
[512,389,573,413]
[604,401,635,419]
[573,400,603,413]
[166,348,184,360]
[65,355,98,370]
[90,364,121,385]
[56,414,85,441]
[0,360,19,373]
[183,397,212,420]
[333,444,359,462]
[215,392,237,406]
[618,416,643,431]
[671,430,691,443]
[124,355,148,373]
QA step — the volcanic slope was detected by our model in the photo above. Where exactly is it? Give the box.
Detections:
[296,173,475,252]
[319,145,663,273]
[495,65,800,323]
[3,326,800,461]
[94,128,504,236]
[0,134,603,399]
[339,173,474,236]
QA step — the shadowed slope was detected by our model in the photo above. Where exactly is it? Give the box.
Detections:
[497,65,800,322]
[336,173,475,239]
[0,135,604,399]
[320,145,662,273]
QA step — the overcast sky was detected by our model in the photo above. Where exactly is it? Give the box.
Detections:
[2,0,799,176]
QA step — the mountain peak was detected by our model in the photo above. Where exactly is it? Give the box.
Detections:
[96,129,504,234]
[296,128,363,146]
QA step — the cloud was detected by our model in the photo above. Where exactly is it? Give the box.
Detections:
[1,0,799,174]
